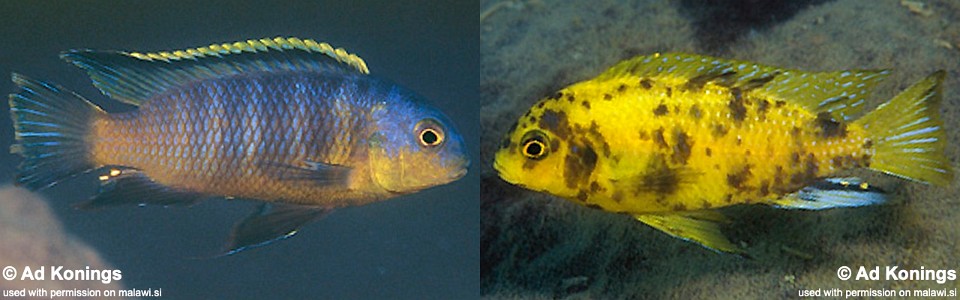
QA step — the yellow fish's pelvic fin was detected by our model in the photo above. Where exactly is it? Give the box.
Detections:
[223,203,332,256]
[635,211,744,255]
[598,52,890,121]
[772,177,886,210]
[60,37,369,106]
[8,73,105,189]
[855,71,953,186]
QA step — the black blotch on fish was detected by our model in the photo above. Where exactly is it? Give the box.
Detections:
[640,78,653,89]
[537,101,547,109]
[574,121,611,157]
[652,127,668,149]
[565,93,576,103]
[603,93,613,101]
[705,147,712,157]
[590,181,602,193]
[581,101,591,110]
[672,127,693,165]
[815,112,847,138]
[672,203,687,211]
[539,109,571,139]
[653,103,669,116]
[617,84,628,93]
[773,165,785,188]
[712,123,728,138]
[739,72,778,90]
[726,164,752,190]
[689,104,702,119]
[758,180,770,196]
[563,141,598,189]
[665,87,673,98]
[586,204,603,210]
[728,87,747,122]
[700,200,712,209]
[757,99,770,119]
[637,155,681,196]
[684,70,736,91]
[638,130,650,141]
[775,100,786,108]
[576,191,589,202]
[863,139,873,149]
[789,153,818,185]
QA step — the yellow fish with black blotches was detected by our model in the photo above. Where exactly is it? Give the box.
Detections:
[493,53,952,254]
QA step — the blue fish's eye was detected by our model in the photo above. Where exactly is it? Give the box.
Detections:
[520,130,549,160]
[416,119,445,147]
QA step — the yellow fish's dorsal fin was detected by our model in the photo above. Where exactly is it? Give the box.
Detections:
[634,211,744,255]
[60,37,370,106]
[598,52,890,121]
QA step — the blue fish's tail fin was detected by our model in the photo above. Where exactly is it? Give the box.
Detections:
[855,71,953,186]
[8,73,105,189]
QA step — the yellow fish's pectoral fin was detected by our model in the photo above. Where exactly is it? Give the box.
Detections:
[634,211,744,255]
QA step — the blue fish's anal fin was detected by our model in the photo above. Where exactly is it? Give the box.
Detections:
[223,203,332,255]
[77,168,207,209]
[60,37,370,106]
[772,177,886,210]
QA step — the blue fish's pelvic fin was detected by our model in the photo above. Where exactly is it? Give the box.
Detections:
[773,177,886,210]
[8,73,105,189]
[635,210,744,255]
[76,168,207,209]
[263,160,353,186]
[223,203,332,255]
[60,37,370,106]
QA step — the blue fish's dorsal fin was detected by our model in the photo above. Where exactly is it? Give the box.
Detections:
[60,37,370,106]
[598,52,890,121]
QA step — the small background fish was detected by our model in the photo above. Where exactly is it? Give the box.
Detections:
[481,0,960,298]
[0,1,478,298]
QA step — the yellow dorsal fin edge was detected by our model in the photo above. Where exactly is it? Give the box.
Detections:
[126,37,369,74]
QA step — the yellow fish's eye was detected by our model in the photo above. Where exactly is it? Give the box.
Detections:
[520,130,549,160]
[415,119,445,147]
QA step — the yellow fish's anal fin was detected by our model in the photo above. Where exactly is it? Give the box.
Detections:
[60,37,369,106]
[855,71,953,186]
[772,177,886,210]
[635,211,743,254]
[596,52,889,121]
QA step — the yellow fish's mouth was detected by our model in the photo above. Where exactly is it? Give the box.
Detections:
[492,154,519,186]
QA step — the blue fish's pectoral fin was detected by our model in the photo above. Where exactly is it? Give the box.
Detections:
[223,203,332,255]
[264,160,353,185]
[634,210,745,255]
[60,37,369,106]
[76,168,207,209]
[772,177,886,210]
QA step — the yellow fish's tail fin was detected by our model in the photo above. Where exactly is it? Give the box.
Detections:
[635,211,744,255]
[8,73,105,189]
[855,71,953,186]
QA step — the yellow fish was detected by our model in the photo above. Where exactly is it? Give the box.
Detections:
[493,53,952,254]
